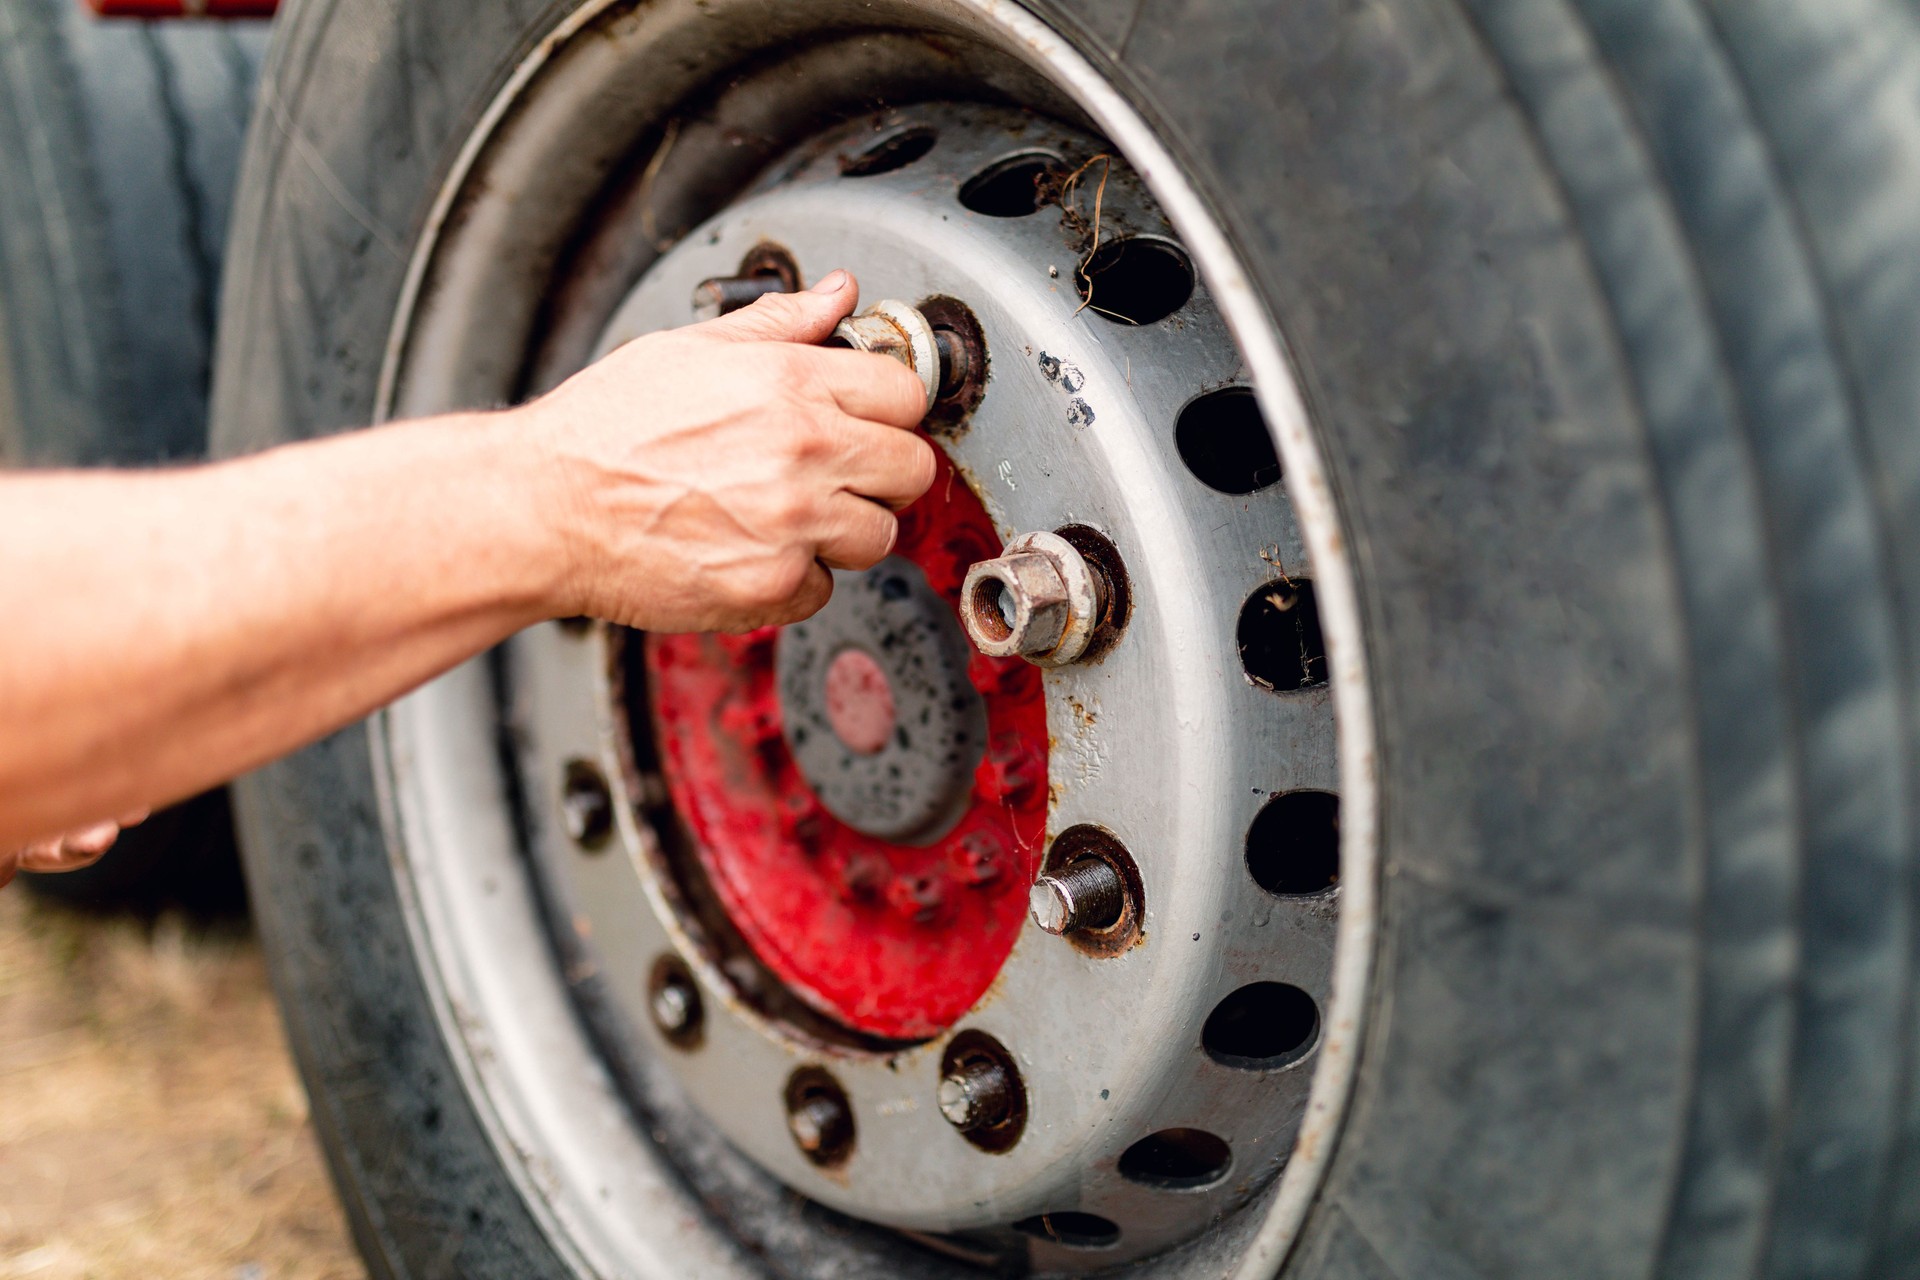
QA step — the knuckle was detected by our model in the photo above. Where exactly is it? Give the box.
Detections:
[787,415,835,463]
[767,488,815,531]
[761,344,811,384]
[764,555,815,602]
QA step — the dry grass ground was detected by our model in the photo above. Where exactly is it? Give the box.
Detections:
[0,889,365,1280]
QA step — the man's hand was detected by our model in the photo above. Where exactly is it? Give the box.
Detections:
[530,269,936,633]
[0,811,146,890]
[0,267,936,848]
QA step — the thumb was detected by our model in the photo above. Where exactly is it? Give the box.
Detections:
[698,269,857,343]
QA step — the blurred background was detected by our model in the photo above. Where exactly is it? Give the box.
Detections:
[0,885,362,1279]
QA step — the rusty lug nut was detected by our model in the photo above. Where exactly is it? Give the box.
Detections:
[1030,857,1127,936]
[691,273,791,321]
[961,530,1104,666]
[938,1057,1017,1132]
[830,299,940,413]
[561,760,614,849]
[789,1092,854,1160]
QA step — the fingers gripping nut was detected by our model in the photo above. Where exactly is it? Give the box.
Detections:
[830,300,940,413]
[961,531,1103,666]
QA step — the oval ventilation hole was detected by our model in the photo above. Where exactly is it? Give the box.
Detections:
[1237,580,1327,692]
[959,152,1064,217]
[1203,982,1320,1070]
[1246,791,1340,896]
[1177,387,1282,494]
[1118,1128,1233,1190]
[841,127,937,178]
[1075,237,1194,325]
[1011,1212,1121,1249]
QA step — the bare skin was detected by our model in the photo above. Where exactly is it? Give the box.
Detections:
[0,270,932,872]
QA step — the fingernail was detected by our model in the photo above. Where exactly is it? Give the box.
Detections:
[809,269,848,294]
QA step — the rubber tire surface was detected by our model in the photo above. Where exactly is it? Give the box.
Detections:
[0,0,265,466]
[211,1,1920,1278]
[0,1,265,908]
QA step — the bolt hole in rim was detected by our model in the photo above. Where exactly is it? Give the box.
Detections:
[1117,1128,1234,1191]
[1177,387,1284,495]
[1247,790,1341,896]
[1012,1211,1123,1250]
[840,125,940,178]
[1203,983,1322,1071]
[1239,579,1329,692]
[369,2,1378,1276]
[1075,236,1195,325]
[958,151,1068,218]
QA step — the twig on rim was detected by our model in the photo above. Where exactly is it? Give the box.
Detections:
[1069,154,1115,316]
[639,117,683,251]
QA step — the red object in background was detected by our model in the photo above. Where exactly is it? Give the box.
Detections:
[648,451,1049,1042]
[85,0,278,17]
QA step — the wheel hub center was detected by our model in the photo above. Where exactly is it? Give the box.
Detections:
[823,649,894,755]
[644,451,1046,1040]
[778,556,986,843]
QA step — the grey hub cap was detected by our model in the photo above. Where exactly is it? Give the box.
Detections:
[778,556,988,844]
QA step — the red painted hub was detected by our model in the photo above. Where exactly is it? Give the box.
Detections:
[647,451,1047,1040]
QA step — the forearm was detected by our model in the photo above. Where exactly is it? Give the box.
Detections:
[0,413,564,846]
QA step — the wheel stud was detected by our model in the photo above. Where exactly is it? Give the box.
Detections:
[932,327,971,398]
[647,955,703,1048]
[691,273,789,320]
[938,1032,1026,1151]
[938,1058,1015,1132]
[651,976,696,1036]
[785,1069,856,1167]
[1029,857,1126,935]
[561,760,614,849]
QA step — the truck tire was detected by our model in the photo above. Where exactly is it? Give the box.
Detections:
[0,1,266,908]
[211,1,1920,1277]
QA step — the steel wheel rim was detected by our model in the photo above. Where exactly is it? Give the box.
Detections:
[367,2,1379,1275]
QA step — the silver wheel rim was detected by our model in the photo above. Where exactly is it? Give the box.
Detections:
[367,2,1378,1275]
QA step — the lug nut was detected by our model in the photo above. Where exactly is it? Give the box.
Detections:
[561,759,614,849]
[961,530,1105,666]
[829,299,940,412]
[691,273,790,321]
[1029,857,1127,935]
[938,1057,1017,1132]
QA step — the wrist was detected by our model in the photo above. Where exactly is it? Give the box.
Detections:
[443,408,586,624]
